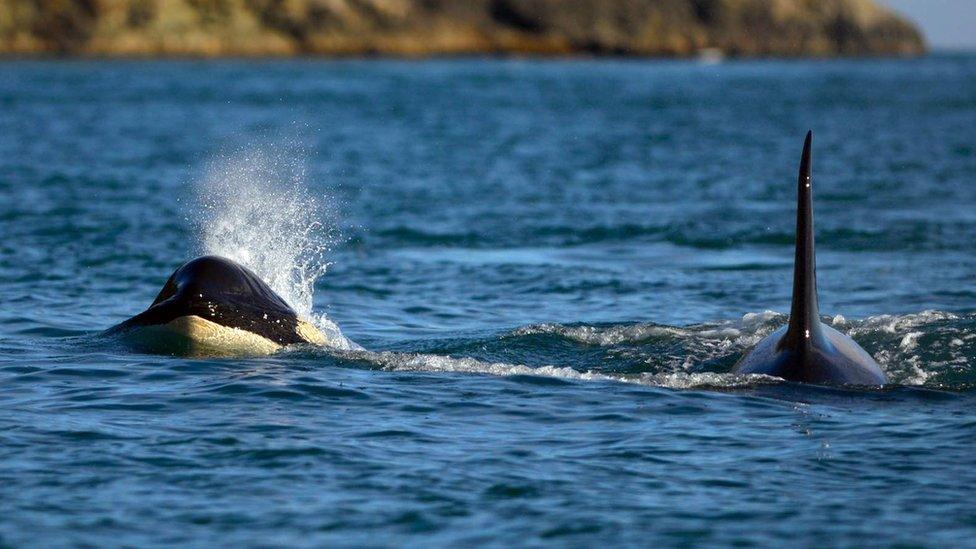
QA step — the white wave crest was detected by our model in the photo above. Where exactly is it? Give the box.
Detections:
[337,349,777,389]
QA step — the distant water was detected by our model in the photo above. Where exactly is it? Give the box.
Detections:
[1,56,976,546]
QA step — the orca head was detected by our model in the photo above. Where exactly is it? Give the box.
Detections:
[113,255,308,346]
[150,255,293,316]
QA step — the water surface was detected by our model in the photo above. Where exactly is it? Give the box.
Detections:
[1,56,975,546]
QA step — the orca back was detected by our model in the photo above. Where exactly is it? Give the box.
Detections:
[733,132,886,385]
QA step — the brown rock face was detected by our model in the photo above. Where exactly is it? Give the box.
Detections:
[0,0,925,57]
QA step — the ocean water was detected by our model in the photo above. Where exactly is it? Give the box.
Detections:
[1,56,975,546]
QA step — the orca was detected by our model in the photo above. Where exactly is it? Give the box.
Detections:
[732,132,887,385]
[108,255,328,357]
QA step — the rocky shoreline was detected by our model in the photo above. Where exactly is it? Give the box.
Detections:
[0,0,925,58]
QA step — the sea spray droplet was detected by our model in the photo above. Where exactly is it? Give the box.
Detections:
[193,145,339,322]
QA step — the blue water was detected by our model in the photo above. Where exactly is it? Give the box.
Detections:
[1,56,976,546]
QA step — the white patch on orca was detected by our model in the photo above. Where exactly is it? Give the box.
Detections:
[119,315,281,358]
[116,315,342,358]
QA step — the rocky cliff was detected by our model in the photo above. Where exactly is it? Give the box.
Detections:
[0,0,925,57]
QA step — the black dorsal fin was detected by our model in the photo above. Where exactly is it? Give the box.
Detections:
[784,131,821,347]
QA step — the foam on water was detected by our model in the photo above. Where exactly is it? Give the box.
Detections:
[848,310,971,385]
[334,349,777,389]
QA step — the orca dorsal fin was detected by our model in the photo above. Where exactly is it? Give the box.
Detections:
[784,131,821,348]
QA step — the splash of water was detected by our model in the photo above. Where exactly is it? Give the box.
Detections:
[194,145,357,348]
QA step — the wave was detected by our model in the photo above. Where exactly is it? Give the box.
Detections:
[298,310,976,390]
[508,310,976,387]
[324,348,779,390]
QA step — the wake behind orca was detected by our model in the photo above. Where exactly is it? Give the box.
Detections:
[108,255,329,356]
[733,132,887,385]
